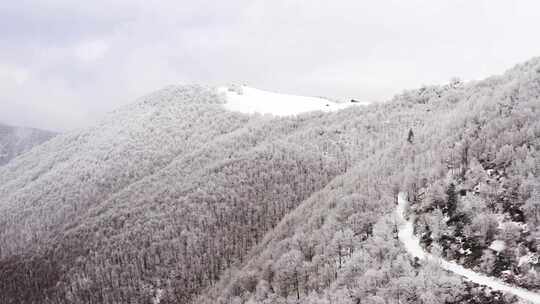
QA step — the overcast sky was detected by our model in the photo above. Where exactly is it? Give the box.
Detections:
[1,0,540,131]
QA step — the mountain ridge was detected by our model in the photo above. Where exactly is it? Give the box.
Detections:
[0,58,539,304]
[0,122,56,166]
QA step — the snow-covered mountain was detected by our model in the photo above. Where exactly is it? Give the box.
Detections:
[0,123,56,166]
[0,59,539,304]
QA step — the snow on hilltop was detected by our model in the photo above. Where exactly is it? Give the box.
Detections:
[218,85,367,116]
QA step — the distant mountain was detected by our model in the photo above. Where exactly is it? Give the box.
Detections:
[0,59,539,304]
[0,123,56,166]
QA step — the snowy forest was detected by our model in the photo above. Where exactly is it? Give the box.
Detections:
[0,58,539,304]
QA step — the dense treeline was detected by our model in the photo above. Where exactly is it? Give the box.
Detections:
[0,58,539,304]
[0,83,414,303]
[408,59,540,290]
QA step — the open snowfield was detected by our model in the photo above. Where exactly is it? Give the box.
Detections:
[218,85,366,116]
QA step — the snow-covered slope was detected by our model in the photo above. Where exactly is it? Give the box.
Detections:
[1,58,539,304]
[0,84,372,304]
[218,85,367,116]
[0,123,56,166]
[397,193,540,304]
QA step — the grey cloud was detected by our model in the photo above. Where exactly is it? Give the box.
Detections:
[1,0,540,131]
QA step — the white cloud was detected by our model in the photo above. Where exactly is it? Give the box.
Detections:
[74,39,109,62]
[0,64,29,87]
[1,0,540,131]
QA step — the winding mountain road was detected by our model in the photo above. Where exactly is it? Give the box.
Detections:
[396,193,540,304]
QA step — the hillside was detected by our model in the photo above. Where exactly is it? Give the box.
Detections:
[406,60,540,292]
[0,123,56,166]
[0,85,381,303]
[198,59,540,304]
[0,59,539,304]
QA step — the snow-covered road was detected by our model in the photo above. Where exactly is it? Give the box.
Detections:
[396,193,540,304]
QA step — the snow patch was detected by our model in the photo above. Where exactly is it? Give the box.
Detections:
[459,247,472,256]
[496,214,527,232]
[489,240,506,253]
[519,253,539,268]
[218,85,366,116]
[152,288,163,304]
[519,254,532,267]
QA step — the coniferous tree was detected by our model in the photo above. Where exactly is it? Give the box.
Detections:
[407,128,414,144]
[445,183,457,216]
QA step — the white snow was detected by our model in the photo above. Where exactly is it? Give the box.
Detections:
[152,288,163,304]
[218,85,366,116]
[496,214,528,232]
[396,193,540,304]
[489,240,506,252]
[519,253,539,268]
[396,194,426,260]
[459,247,472,256]
[519,255,532,267]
